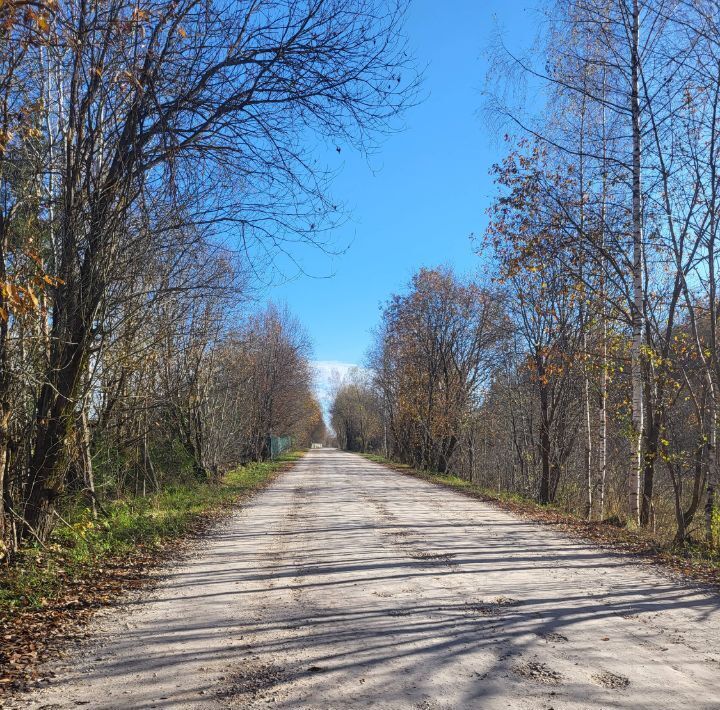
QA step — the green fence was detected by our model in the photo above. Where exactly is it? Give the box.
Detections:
[268,435,293,459]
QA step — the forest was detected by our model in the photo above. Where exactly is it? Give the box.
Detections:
[331,0,720,551]
[0,0,413,559]
[3,1,720,706]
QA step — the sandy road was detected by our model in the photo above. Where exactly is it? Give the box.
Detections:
[10,449,720,709]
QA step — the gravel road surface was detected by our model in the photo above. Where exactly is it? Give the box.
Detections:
[10,449,720,709]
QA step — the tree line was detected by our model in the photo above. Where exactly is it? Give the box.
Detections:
[0,0,414,556]
[333,0,720,549]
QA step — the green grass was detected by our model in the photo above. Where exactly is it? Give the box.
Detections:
[0,452,304,614]
[361,452,720,575]
[361,452,563,510]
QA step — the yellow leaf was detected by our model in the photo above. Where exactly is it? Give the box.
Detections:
[178,26,187,38]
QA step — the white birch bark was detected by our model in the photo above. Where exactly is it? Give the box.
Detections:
[629,0,644,526]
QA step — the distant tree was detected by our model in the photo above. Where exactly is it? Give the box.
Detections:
[371,267,502,473]
[0,0,418,547]
[330,369,383,452]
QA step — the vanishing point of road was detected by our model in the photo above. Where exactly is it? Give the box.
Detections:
[11,450,720,709]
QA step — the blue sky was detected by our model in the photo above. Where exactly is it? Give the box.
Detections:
[269,0,538,375]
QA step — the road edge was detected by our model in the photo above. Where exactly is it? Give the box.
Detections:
[0,451,306,697]
[358,452,720,595]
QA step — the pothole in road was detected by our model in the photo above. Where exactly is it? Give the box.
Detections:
[391,530,413,542]
[409,551,456,563]
[592,671,630,689]
[467,603,497,617]
[414,701,454,710]
[467,597,520,616]
[511,660,563,685]
[217,661,286,704]
[540,631,568,643]
[492,596,519,606]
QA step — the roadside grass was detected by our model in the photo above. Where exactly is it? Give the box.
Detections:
[361,453,560,506]
[361,453,567,511]
[0,452,304,616]
[360,452,720,589]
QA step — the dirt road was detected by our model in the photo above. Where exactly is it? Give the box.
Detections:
[10,449,720,709]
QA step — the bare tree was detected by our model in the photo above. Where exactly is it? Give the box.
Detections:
[0,0,418,550]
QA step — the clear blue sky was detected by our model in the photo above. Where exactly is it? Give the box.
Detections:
[269,0,537,368]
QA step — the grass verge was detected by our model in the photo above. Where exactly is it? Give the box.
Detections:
[360,452,720,592]
[0,451,304,692]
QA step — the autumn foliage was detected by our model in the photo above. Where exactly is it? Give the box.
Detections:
[0,0,413,555]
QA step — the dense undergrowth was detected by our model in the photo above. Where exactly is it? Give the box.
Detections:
[0,452,304,615]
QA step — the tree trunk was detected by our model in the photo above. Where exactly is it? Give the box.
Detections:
[539,377,551,505]
[78,407,97,519]
[584,370,593,518]
[641,435,657,528]
[0,226,11,549]
[23,314,89,543]
[0,407,9,550]
[599,323,609,520]
[706,403,718,544]
[629,0,644,526]
[640,380,659,527]
[670,462,685,545]
[676,442,706,544]
[599,67,609,522]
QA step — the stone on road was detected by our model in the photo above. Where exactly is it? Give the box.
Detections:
[11,450,720,709]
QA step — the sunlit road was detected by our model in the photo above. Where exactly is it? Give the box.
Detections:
[11,449,720,709]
